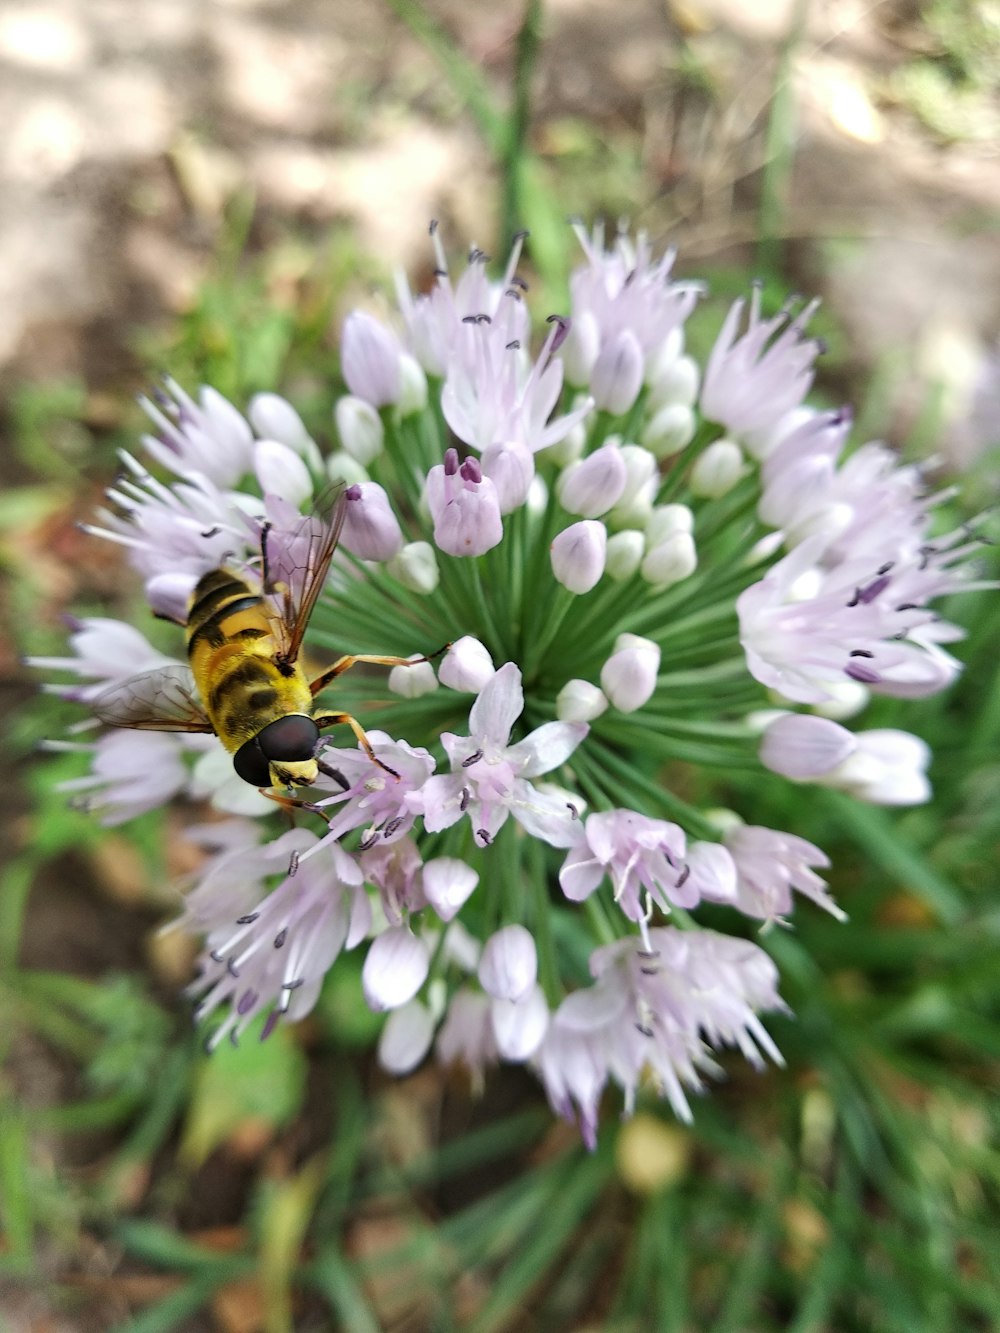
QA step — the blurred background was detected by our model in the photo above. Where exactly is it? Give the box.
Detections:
[2,1,999,1329]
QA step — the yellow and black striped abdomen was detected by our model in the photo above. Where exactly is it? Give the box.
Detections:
[186,569,313,753]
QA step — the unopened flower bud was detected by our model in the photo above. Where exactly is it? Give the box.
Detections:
[811,679,869,721]
[539,410,588,468]
[641,531,697,587]
[422,857,479,922]
[388,656,438,699]
[341,482,403,561]
[146,572,197,624]
[341,311,402,407]
[478,925,537,1001]
[641,403,696,458]
[335,394,384,466]
[690,439,745,497]
[438,636,495,692]
[482,439,535,514]
[645,504,693,546]
[644,327,685,385]
[559,309,600,386]
[759,714,856,780]
[600,633,661,712]
[591,329,644,415]
[362,926,429,1011]
[397,352,428,415]
[647,353,700,410]
[557,444,627,518]
[387,540,439,594]
[684,841,738,903]
[326,450,369,488]
[254,440,313,509]
[425,452,503,557]
[605,530,645,581]
[491,983,549,1060]
[831,730,931,805]
[556,678,608,723]
[551,520,607,594]
[610,445,659,527]
[378,999,434,1074]
[249,394,320,468]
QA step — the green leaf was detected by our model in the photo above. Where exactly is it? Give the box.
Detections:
[180,1018,307,1167]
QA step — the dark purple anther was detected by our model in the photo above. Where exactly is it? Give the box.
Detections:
[444,447,459,476]
[260,1010,280,1042]
[344,484,362,502]
[460,457,482,484]
[858,575,891,604]
[846,661,881,683]
[237,989,258,1016]
[461,748,484,768]
[545,313,571,355]
[477,828,492,845]
[274,928,288,949]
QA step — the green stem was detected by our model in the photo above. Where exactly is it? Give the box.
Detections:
[501,0,543,245]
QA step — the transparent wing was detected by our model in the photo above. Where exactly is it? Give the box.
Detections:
[90,665,214,733]
[261,485,346,667]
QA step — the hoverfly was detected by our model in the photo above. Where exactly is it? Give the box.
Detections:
[90,489,440,801]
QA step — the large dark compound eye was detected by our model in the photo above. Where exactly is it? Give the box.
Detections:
[233,738,271,787]
[257,715,320,762]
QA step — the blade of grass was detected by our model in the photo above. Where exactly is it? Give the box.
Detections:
[108,1273,222,1333]
[309,1249,382,1333]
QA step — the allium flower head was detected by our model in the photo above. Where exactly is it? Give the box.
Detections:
[39,221,992,1144]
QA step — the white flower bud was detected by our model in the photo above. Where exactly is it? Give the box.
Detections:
[811,679,870,721]
[759,714,856,780]
[539,410,588,468]
[387,656,438,699]
[690,439,745,498]
[556,678,608,723]
[422,857,479,922]
[335,394,384,466]
[645,504,693,546]
[490,984,549,1061]
[482,438,535,514]
[604,530,645,582]
[556,444,627,518]
[362,926,430,1011]
[249,394,321,470]
[647,353,700,410]
[397,352,428,415]
[591,330,644,415]
[551,520,607,594]
[641,531,697,587]
[610,444,659,528]
[326,450,369,488]
[254,440,313,509]
[387,540,439,595]
[559,309,600,386]
[829,730,931,806]
[438,636,495,692]
[641,403,696,458]
[478,925,537,1001]
[600,633,661,713]
[378,999,434,1074]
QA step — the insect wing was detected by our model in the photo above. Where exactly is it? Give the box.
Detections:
[90,665,214,733]
[262,486,346,666]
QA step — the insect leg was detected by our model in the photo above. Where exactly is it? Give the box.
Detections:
[259,521,274,590]
[308,643,451,696]
[313,709,401,779]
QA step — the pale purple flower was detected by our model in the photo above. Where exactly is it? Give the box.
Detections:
[425,450,503,557]
[341,310,403,407]
[491,983,549,1060]
[421,856,478,922]
[139,379,254,488]
[363,925,431,1011]
[478,924,537,1000]
[481,438,536,513]
[701,287,821,439]
[437,988,498,1085]
[313,731,435,846]
[600,633,661,712]
[534,1022,609,1150]
[248,392,314,455]
[408,662,588,847]
[723,822,842,923]
[360,837,425,925]
[760,715,931,805]
[340,482,403,561]
[551,520,607,594]
[378,998,436,1074]
[29,616,177,703]
[55,730,189,826]
[565,221,701,379]
[559,809,691,921]
[189,833,366,1048]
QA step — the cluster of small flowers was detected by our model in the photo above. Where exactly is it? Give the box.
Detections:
[34,221,990,1146]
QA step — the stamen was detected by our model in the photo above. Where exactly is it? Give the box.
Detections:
[274,928,288,949]
[236,913,259,925]
[462,749,484,767]
[260,1010,280,1042]
[566,803,579,819]
[846,661,881,684]
[383,816,404,838]
[505,340,521,350]
[848,649,874,658]
[358,829,380,851]
[288,850,300,876]
[459,787,471,812]
[477,829,492,845]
